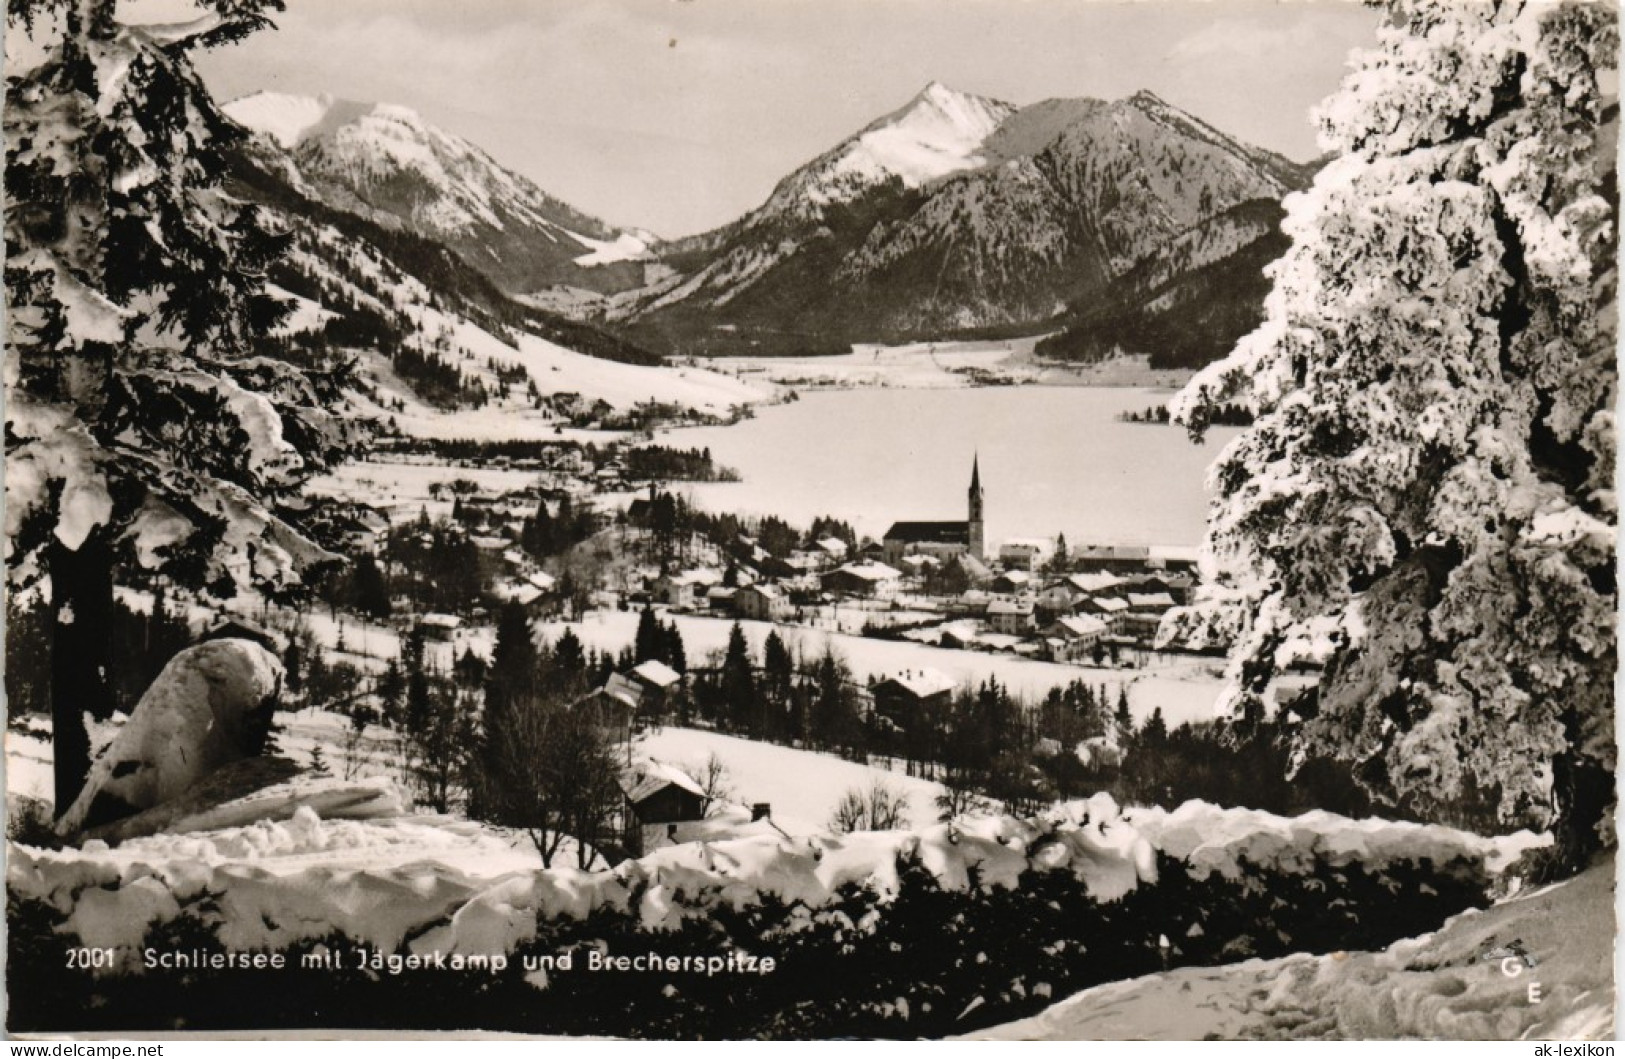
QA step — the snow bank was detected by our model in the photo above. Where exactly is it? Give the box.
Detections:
[11,787,1539,975]
[967,861,1611,1041]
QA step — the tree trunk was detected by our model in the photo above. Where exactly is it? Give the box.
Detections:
[47,528,115,818]
[1545,746,1614,880]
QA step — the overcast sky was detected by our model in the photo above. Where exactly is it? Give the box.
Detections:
[183,0,1381,237]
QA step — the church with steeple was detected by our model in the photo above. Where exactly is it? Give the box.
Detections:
[881,456,986,566]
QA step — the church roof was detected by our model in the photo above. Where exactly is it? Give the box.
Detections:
[884,520,970,544]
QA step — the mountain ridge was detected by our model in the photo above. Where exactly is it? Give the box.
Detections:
[224,91,657,298]
[225,82,1314,366]
[616,83,1314,355]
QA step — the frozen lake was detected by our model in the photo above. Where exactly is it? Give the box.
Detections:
[662,385,1240,548]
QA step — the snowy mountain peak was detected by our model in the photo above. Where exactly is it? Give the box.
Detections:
[911,80,976,109]
[864,81,1016,171]
[225,91,651,295]
[223,91,338,148]
[756,82,1019,219]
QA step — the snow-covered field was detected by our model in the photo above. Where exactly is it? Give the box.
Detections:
[967,860,1611,1041]
[701,340,1196,392]
[359,305,772,444]
[543,609,1230,727]
[703,337,1046,389]
[6,725,53,806]
[304,458,544,522]
[638,727,947,836]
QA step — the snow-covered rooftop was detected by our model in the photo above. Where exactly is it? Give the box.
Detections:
[631,659,682,689]
[1068,572,1125,593]
[878,667,958,699]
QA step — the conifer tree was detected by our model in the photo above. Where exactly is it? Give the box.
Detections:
[482,601,538,757]
[661,620,687,674]
[6,0,364,814]
[1165,0,1616,858]
[633,604,664,665]
[721,622,757,733]
[550,627,589,696]
[761,630,795,734]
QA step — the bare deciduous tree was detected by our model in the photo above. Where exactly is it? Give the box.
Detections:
[828,781,909,833]
[477,694,624,869]
[682,753,735,818]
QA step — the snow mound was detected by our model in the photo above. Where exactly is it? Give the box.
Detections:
[1125,801,1549,881]
[967,861,1612,1041]
[58,638,284,835]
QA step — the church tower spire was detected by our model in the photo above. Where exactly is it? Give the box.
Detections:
[968,454,985,559]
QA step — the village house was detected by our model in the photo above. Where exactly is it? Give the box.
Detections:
[821,561,902,598]
[345,506,391,556]
[870,667,957,731]
[1036,580,1084,620]
[658,568,723,609]
[1148,545,1201,575]
[1072,544,1153,574]
[1077,595,1131,626]
[629,659,683,720]
[784,551,825,575]
[1043,613,1110,661]
[619,760,708,857]
[998,538,1049,571]
[418,612,463,642]
[575,672,643,740]
[1126,573,1194,605]
[814,537,849,564]
[990,569,1034,596]
[1118,591,1178,643]
[493,579,548,613]
[734,581,792,621]
[1127,591,1177,612]
[1068,571,1127,596]
[705,585,737,613]
[986,598,1037,636]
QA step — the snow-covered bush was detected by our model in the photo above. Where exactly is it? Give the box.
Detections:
[1163,0,1617,858]
[7,795,1543,1036]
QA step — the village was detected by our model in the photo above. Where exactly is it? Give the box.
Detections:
[2,437,1228,866]
[303,447,1201,665]
[260,447,1218,852]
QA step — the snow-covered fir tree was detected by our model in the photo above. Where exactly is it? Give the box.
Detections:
[1163,0,1617,860]
[5,0,366,814]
